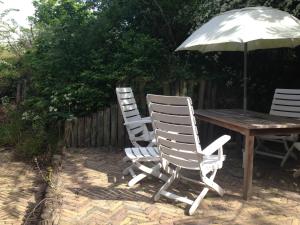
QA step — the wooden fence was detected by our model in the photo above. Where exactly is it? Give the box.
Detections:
[64,104,129,150]
[64,79,238,150]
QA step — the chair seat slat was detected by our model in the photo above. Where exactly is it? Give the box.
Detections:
[124,109,140,118]
[271,105,300,113]
[272,99,300,106]
[274,93,300,100]
[116,87,132,93]
[156,130,195,144]
[162,153,200,170]
[270,110,300,118]
[158,137,197,151]
[160,145,199,161]
[147,95,189,105]
[275,89,300,95]
[150,103,190,115]
[130,127,145,135]
[122,104,138,111]
[151,112,191,125]
[154,121,193,134]
[121,98,136,105]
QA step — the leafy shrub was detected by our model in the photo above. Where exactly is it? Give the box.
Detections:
[0,97,60,158]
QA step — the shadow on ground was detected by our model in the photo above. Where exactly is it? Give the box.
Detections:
[53,146,300,225]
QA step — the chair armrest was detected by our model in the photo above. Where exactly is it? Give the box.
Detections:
[202,135,231,156]
[124,117,152,126]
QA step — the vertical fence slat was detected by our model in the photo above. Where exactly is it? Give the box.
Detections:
[180,80,187,96]
[117,106,125,149]
[91,113,97,147]
[103,107,111,147]
[77,118,83,147]
[64,120,72,147]
[163,82,170,95]
[110,105,117,148]
[85,117,91,147]
[97,111,104,147]
[175,80,180,96]
[198,79,206,109]
[72,118,78,147]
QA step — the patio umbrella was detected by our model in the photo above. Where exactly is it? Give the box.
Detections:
[176,6,300,110]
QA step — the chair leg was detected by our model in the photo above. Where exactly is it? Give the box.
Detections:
[188,187,209,215]
[135,162,168,181]
[201,170,224,196]
[281,144,296,167]
[189,170,220,215]
[126,161,167,187]
[283,141,297,160]
[122,156,130,163]
[122,164,134,175]
[154,168,178,201]
[128,173,148,187]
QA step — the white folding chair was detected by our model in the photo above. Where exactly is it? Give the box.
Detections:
[116,87,155,148]
[255,89,300,167]
[116,87,166,186]
[147,94,231,215]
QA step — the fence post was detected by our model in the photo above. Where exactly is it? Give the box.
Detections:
[97,111,104,147]
[110,104,118,149]
[163,82,170,95]
[117,106,125,149]
[197,79,206,109]
[180,80,187,96]
[72,118,78,147]
[91,113,97,147]
[103,107,111,148]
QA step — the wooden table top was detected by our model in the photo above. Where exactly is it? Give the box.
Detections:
[194,109,300,130]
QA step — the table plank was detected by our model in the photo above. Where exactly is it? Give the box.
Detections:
[195,109,300,130]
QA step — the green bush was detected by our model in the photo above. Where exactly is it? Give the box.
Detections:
[0,98,60,158]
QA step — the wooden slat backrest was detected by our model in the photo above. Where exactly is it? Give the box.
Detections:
[147,94,202,170]
[270,89,300,118]
[116,87,147,135]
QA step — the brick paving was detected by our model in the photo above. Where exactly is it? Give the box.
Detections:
[0,150,44,225]
[55,148,300,225]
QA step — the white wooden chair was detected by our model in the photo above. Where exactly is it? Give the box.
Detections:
[117,87,165,186]
[147,94,231,215]
[255,89,300,167]
[116,87,155,148]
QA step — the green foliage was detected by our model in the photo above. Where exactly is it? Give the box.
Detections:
[0,99,59,158]
[0,0,299,158]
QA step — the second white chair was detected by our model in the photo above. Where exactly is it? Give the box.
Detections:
[116,87,165,186]
[255,89,300,167]
[147,94,231,215]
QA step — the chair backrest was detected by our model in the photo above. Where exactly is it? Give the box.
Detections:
[116,87,148,137]
[270,89,300,118]
[147,94,202,170]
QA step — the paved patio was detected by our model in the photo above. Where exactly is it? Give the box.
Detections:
[51,147,300,225]
[0,149,44,225]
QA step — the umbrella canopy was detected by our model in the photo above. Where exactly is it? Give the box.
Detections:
[176,7,300,109]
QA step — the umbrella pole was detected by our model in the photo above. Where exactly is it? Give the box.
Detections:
[243,43,248,111]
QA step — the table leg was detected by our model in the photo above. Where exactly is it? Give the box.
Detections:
[243,134,254,200]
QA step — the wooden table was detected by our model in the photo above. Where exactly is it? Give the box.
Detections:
[194,109,300,200]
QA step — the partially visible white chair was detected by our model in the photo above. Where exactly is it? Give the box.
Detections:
[116,87,155,147]
[290,142,300,177]
[116,87,164,186]
[147,94,231,215]
[255,89,300,167]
